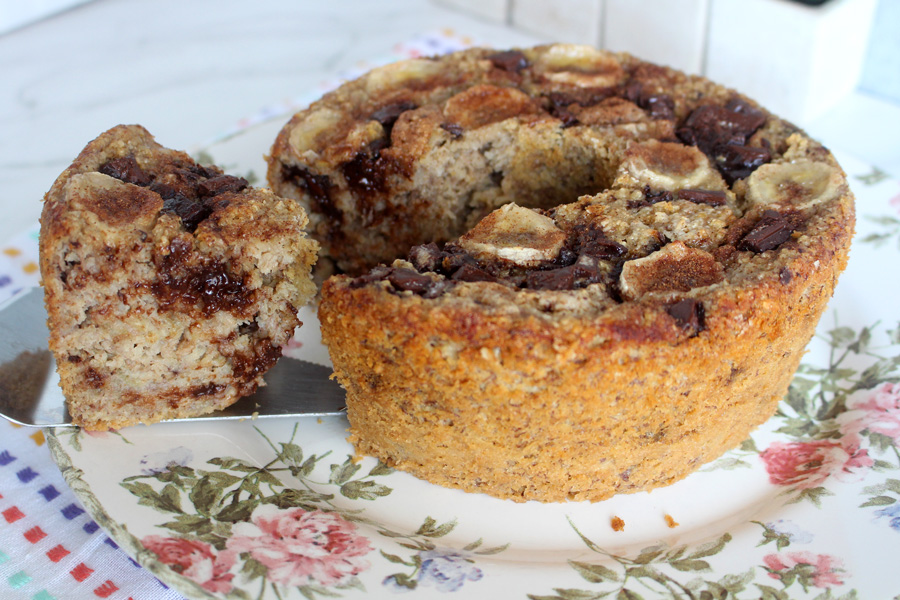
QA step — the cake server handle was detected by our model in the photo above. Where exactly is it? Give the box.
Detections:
[0,287,346,428]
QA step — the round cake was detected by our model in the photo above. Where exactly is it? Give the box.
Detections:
[269,45,854,502]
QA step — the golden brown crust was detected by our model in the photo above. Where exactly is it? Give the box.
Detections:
[298,45,854,502]
[320,200,851,501]
[40,125,319,430]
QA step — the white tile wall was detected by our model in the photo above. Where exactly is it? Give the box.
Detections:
[705,0,876,122]
[433,0,882,122]
[856,0,899,102]
[603,0,709,74]
[433,0,510,23]
[510,0,602,44]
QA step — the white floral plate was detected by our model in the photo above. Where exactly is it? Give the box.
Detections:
[45,116,900,600]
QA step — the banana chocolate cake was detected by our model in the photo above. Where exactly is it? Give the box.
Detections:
[40,125,319,430]
[270,45,854,502]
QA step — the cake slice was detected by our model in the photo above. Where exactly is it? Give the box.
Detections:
[39,125,319,430]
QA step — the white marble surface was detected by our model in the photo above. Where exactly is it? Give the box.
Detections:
[0,0,898,247]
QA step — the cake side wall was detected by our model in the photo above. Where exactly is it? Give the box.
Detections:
[319,233,847,503]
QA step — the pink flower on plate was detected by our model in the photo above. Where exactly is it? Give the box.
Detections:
[227,505,372,588]
[84,429,113,438]
[837,382,900,446]
[890,191,900,212]
[763,551,846,588]
[759,439,873,489]
[763,554,788,572]
[143,535,236,593]
[282,334,305,357]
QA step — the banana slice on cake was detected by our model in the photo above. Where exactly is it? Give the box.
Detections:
[617,140,727,192]
[745,159,844,211]
[458,203,566,266]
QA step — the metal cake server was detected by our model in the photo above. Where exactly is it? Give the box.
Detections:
[0,287,346,428]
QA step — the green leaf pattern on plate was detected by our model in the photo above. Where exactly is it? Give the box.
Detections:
[531,520,861,600]
[119,423,508,597]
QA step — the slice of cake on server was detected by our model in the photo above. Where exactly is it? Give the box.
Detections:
[39,125,319,430]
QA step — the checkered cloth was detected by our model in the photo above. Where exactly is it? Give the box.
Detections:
[0,420,186,599]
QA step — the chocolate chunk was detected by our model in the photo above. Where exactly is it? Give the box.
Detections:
[547,93,581,127]
[347,264,454,298]
[621,80,644,104]
[573,224,627,259]
[198,174,248,197]
[677,104,767,156]
[725,98,767,131]
[549,107,579,128]
[712,144,771,183]
[488,50,529,73]
[779,267,793,285]
[571,254,605,285]
[99,157,151,186]
[546,90,621,127]
[149,181,179,199]
[526,266,576,291]
[677,100,769,182]
[152,241,252,317]
[190,383,227,397]
[440,122,464,138]
[642,94,675,120]
[557,112,580,128]
[555,246,578,267]
[342,150,389,195]
[155,170,232,230]
[388,268,434,294]
[606,261,626,303]
[200,268,244,306]
[551,89,616,108]
[737,210,794,253]
[188,163,222,179]
[284,164,339,221]
[676,189,727,206]
[162,194,211,232]
[168,167,206,194]
[370,101,417,133]
[441,249,479,274]
[85,367,106,389]
[230,339,281,380]
[628,187,674,210]
[667,298,705,334]
[451,263,496,283]
[349,265,393,289]
[298,170,333,205]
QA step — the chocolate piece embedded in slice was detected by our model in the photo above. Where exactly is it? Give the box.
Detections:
[737,210,794,253]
